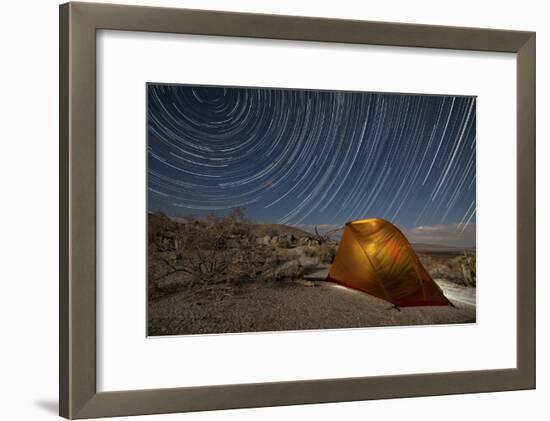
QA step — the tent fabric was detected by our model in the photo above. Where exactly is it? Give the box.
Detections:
[327,218,451,307]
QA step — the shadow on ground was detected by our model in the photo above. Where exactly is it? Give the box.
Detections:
[34,400,58,415]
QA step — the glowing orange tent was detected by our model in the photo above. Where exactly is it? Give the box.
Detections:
[327,218,451,307]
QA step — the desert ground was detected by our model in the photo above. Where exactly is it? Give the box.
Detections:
[148,212,476,336]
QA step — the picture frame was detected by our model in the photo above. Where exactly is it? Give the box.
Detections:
[59,1,535,419]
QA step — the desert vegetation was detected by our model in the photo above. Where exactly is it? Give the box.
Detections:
[148,211,476,335]
[148,209,338,301]
[417,250,476,287]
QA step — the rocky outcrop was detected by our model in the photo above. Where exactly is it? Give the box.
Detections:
[255,233,328,249]
[259,260,304,282]
[148,213,340,296]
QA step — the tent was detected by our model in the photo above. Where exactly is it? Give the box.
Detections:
[327,218,451,307]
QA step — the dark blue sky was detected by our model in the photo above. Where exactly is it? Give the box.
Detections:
[147,84,476,245]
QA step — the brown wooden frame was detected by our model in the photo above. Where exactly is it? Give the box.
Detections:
[60,2,536,418]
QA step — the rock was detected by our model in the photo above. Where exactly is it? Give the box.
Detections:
[274,233,299,248]
[265,256,282,266]
[261,260,304,281]
[298,280,316,287]
[277,237,291,248]
[298,236,316,246]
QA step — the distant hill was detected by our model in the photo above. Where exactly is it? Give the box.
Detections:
[161,213,312,239]
[248,224,312,239]
[412,243,475,253]
[153,213,475,251]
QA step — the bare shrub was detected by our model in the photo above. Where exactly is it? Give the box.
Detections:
[303,247,317,258]
[460,251,476,286]
[417,251,476,285]
[149,208,264,299]
[313,225,342,244]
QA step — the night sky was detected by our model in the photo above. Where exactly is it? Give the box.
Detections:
[147,84,476,247]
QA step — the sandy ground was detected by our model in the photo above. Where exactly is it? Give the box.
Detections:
[306,269,477,308]
[148,273,476,336]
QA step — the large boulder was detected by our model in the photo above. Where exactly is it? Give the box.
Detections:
[256,235,271,245]
[260,260,304,282]
[277,237,291,249]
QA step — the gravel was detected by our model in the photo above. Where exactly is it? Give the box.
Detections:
[148,280,475,336]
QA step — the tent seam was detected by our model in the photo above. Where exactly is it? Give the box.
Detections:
[348,225,393,303]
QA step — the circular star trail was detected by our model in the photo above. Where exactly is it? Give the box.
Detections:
[147,84,476,233]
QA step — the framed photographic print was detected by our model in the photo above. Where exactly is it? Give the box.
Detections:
[60,2,535,419]
[146,84,476,336]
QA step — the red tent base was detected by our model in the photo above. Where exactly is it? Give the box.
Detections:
[325,275,453,307]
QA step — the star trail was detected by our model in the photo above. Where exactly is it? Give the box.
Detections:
[147,84,476,245]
